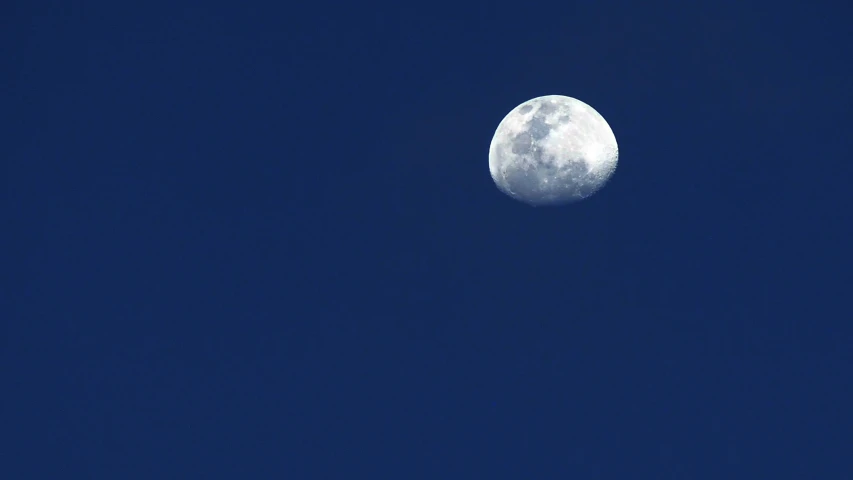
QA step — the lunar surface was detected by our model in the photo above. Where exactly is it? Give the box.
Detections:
[489,95,618,206]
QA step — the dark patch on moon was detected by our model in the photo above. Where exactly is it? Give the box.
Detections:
[511,132,533,155]
[537,101,557,116]
[526,117,551,140]
[518,105,533,114]
[508,103,560,157]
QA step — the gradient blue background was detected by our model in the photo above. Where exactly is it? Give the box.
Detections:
[7,0,853,478]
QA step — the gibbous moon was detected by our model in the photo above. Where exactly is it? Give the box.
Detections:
[489,95,618,206]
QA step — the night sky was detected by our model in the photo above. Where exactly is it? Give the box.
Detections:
[8,0,853,478]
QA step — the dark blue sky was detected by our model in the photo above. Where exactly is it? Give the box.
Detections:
[8,0,853,478]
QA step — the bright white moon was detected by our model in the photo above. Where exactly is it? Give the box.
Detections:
[489,95,618,206]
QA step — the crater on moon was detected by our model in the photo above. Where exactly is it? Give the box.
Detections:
[488,95,619,206]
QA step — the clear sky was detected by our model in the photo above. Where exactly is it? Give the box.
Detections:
[8,0,853,478]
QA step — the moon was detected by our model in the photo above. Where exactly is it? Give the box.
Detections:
[488,95,618,206]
